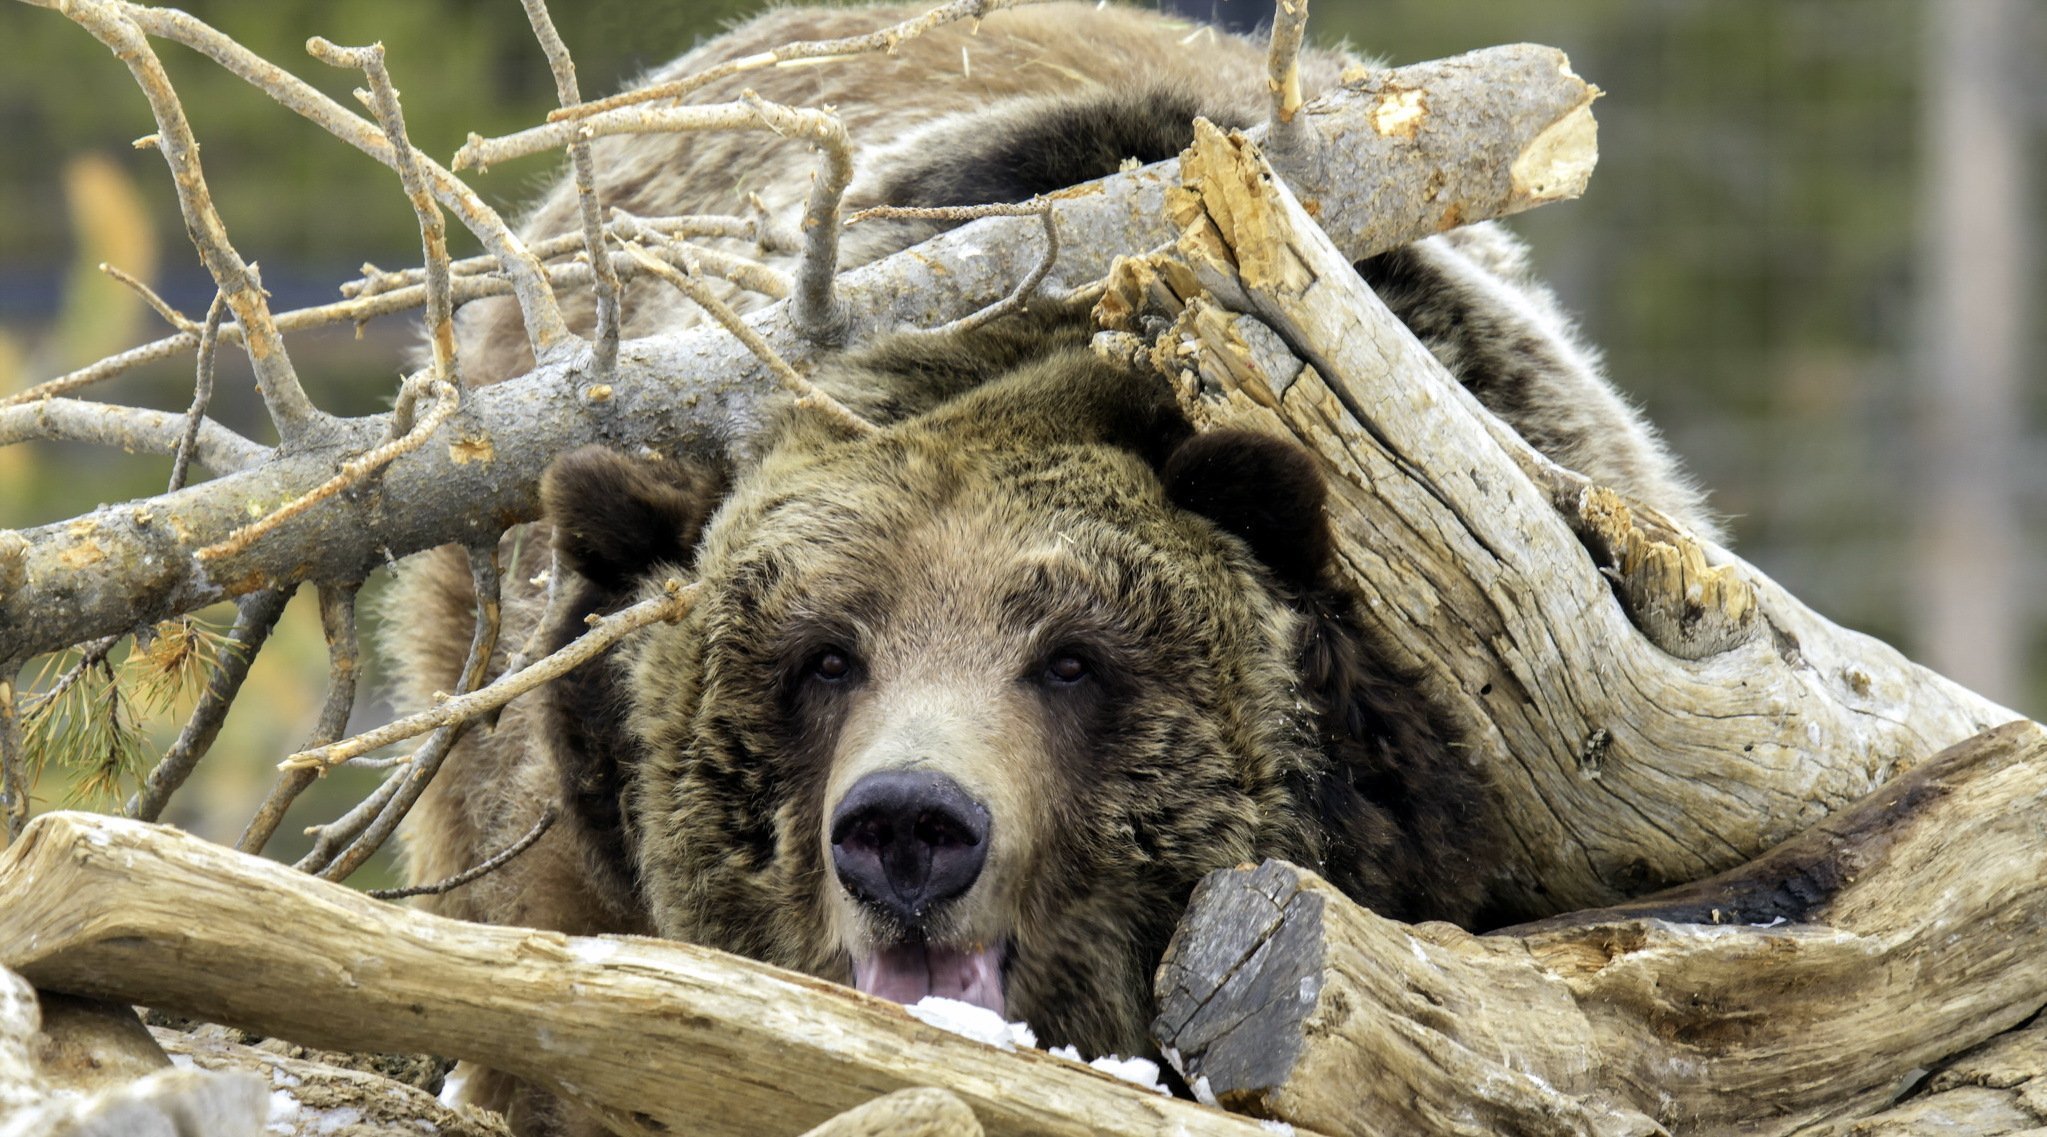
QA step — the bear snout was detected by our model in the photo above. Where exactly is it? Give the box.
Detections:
[829,770,992,928]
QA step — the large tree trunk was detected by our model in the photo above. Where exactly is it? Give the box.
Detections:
[1102,121,2020,918]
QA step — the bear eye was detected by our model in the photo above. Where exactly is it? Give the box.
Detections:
[809,648,855,683]
[1044,652,1091,685]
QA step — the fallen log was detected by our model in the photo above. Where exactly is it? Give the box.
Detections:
[1152,719,2047,1137]
[1101,120,2018,916]
[0,811,1315,1137]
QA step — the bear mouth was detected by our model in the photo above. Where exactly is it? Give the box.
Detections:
[850,940,1007,1016]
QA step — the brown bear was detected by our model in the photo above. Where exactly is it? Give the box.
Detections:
[383,3,1717,1131]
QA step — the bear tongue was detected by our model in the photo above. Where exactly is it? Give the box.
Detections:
[852,942,1005,1017]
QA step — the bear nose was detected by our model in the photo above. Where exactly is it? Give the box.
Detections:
[830,770,990,928]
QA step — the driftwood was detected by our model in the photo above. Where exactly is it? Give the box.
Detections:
[1102,120,2020,917]
[0,33,1599,670]
[0,812,1316,1137]
[1153,719,2047,1137]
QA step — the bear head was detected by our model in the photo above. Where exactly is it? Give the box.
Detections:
[536,306,1490,1058]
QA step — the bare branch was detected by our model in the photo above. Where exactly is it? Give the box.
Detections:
[1267,0,1309,134]
[307,37,458,388]
[617,211,792,298]
[60,1,572,358]
[315,545,502,882]
[365,803,558,901]
[100,262,197,335]
[518,0,622,377]
[167,290,229,493]
[0,673,23,840]
[125,587,292,822]
[56,0,326,444]
[454,93,853,340]
[283,579,698,774]
[293,765,403,875]
[236,583,359,856]
[850,200,1058,335]
[195,378,460,566]
[618,240,871,435]
[0,45,1606,671]
[343,214,773,298]
[0,336,197,410]
[0,397,266,476]
[551,0,1047,122]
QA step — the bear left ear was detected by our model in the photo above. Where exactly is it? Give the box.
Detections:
[1162,429,1333,588]
[540,446,729,596]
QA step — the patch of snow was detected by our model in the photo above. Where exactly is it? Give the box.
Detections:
[906,996,1036,1050]
[1190,1074,1219,1108]
[1086,1054,1170,1096]
[266,1088,302,1134]
[1047,1044,1082,1062]
[569,938,619,966]
[1259,1121,1296,1136]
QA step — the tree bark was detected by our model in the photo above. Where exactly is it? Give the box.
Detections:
[0,811,1321,1137]
[0,42,1598,671]
[1104,120,2021,915]
[1152,720,2047,1137]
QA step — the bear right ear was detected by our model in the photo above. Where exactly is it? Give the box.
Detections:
[540,446,729,595]
[1161,429,1333,589]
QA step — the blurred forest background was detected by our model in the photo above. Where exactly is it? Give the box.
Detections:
[0,0,2039,884]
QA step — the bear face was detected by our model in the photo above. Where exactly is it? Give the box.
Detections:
[533,321,1493,1057]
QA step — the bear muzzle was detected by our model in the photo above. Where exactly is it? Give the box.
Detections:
[830,769,991,925]
[830,769,1006,1014]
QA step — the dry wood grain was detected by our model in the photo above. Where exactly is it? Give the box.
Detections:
[0,812,1323,1137]
[1154,721,2047,1137]
[1105,120,2020,916]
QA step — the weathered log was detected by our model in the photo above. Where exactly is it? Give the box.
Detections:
[0,812,1318,1137]
[1103,119,2018,915]
[1152,720,2047,1137]
[1811,1013,2047,1136]
[0,26,1599,670]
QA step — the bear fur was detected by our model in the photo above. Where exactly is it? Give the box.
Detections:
[382,4,1717,1131]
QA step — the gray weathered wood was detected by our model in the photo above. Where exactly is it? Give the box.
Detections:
[1105,120,2019,915]
[0,812,1321,1137]
[1153,721,2047,1137]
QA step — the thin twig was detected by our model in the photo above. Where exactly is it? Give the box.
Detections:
[294,761,405,874]
[196,378,460,565]
[519,0,621,378]
[82,2,569,358]
[366,803,559,900]
[452,94,852,341]
[615,210,792,298]
[1,671,25,840]
[848,200,1059,335]
[1,397,267,475]
[341,215,769,298]
[236,583,358,856]
[616,239,872,435]
[548,0,1046,122]
[283,579,698,773]
[1267,0,1310,145]
[308,37,459,389]
[125,587,293,822]
[19,637,122,718]
[58,0,325,443]
[316,543,503,882]
[168,290,229,493]
[101,262,198,335]
[2,223,777,412]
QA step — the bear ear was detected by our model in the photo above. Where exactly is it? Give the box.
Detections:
[540,446,729,595]
[1162,429,1332,588]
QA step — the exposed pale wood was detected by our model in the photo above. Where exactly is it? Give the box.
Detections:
[1154,721,2047,1137]
[796,1088,982,1137]
[0,812,1321,1137]
[1104,119,2019,915]
[1809,1013,2047,1136]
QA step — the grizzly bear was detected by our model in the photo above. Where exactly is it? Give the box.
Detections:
[383,3,1716,1130]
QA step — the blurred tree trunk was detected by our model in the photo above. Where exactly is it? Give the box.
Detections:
[1914,0,2035,707]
